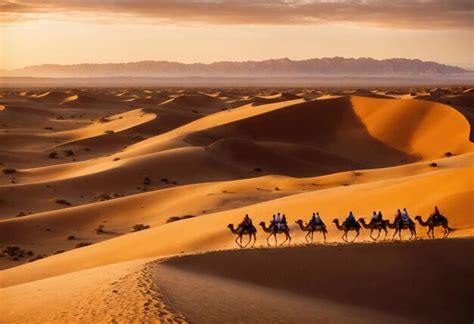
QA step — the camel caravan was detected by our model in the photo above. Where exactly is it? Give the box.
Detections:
[227,207,453,247]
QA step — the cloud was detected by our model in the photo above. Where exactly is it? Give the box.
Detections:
[1,0,473,29]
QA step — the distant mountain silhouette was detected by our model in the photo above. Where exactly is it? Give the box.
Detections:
[1,57,467,77]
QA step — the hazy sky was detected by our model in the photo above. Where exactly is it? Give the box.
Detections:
[1,0,473,70]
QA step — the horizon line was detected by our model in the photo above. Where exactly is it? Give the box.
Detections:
[2,56,469,72]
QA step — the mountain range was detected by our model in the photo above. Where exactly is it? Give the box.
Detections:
[0,57,468,78]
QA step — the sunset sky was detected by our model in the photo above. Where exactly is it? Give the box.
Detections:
[1,0,473,70]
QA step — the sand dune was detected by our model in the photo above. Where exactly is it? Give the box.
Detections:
[0,87,473,322]
[155,239,474,323]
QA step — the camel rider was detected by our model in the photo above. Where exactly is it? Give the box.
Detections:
[310,212,320,226]
[431,206,443,222]
[377,211,383,222]
[371,211,378,224]
[275,212,282,230]
[395,209,403,225]
[270,214,277,231]
[281,214,288,230]
[345,211,355,226]
[402,208,414,225]
[239,214,251,231]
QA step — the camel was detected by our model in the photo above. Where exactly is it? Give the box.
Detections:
[259,221,291,246]
[358,218,389,241]
[414,215,453,239]
[387,219,416,240]
[295,219,327,243]
[332,219,361,242]
[227,223,257,248]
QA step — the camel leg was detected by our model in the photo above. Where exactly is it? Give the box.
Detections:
[352,229,360,242]
[266,234,272,246]
[243,234,252,247]
[392,229,398,240]
[342,231,347,242]
[399,229,402,241]
[305,231,310,242]
[376,229,382,240]
[274,233,278,246]
[235,235,242,248]
[287,232,292,245]
[382,228,388,240]
[311,231,314,243]
[369,229,375,241]
[322,231,327,243]
[251,233,257,247]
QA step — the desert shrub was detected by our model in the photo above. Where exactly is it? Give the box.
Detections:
[28,254,45,262]
[131,224,150,232]
[95,225,105,234]
[143,176,152,185]
[48,152,58,159]
[67,235,75,240]
[63,149,75,157]
[53,250,65,255]
[98,116,111,123]
[444,152,453,157]
[2,168,16,174]
[430,163,438,167]
[75,242,92,248]
[104,130,115,134]
[166,215,195,223]
[94,193,112,201]
[254,168,262,172]
[16,211,26,217]
[44,127,53,130]
[55,198,71,206]
[2,246,32,260]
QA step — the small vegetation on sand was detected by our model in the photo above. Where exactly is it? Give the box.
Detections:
[95,225,105,234]
[131,224,150,232]
[75,242,92,248]
[48,152,59,159]
[166,215,195,223]
[54,198,71,206]
[2,168,16,174]
[1,246,34,261]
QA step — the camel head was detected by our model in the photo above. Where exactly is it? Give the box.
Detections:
[227,224,234,229]
[357,218,365,223]
[295,219,303,224]
[259,221,266,226]
[414,216,422,221]
[332,219,339,224]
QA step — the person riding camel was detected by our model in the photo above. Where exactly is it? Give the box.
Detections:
[377,211,383,222]
[431,206,444,222]
[309,212,321,226]
[402,208,414,225]
[281,214,288,230]
[275,212,282,230]
[345,211,356,227]
[239,214,251,231]
[395,209,403,225]
[270,214,277,231]
[371,211,378,224]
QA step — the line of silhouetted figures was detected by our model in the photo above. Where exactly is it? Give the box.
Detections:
[227,207,452,247]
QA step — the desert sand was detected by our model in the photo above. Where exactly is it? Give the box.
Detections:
[1,87,473,323]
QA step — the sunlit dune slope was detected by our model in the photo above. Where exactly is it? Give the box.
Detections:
[1,152,472,287]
